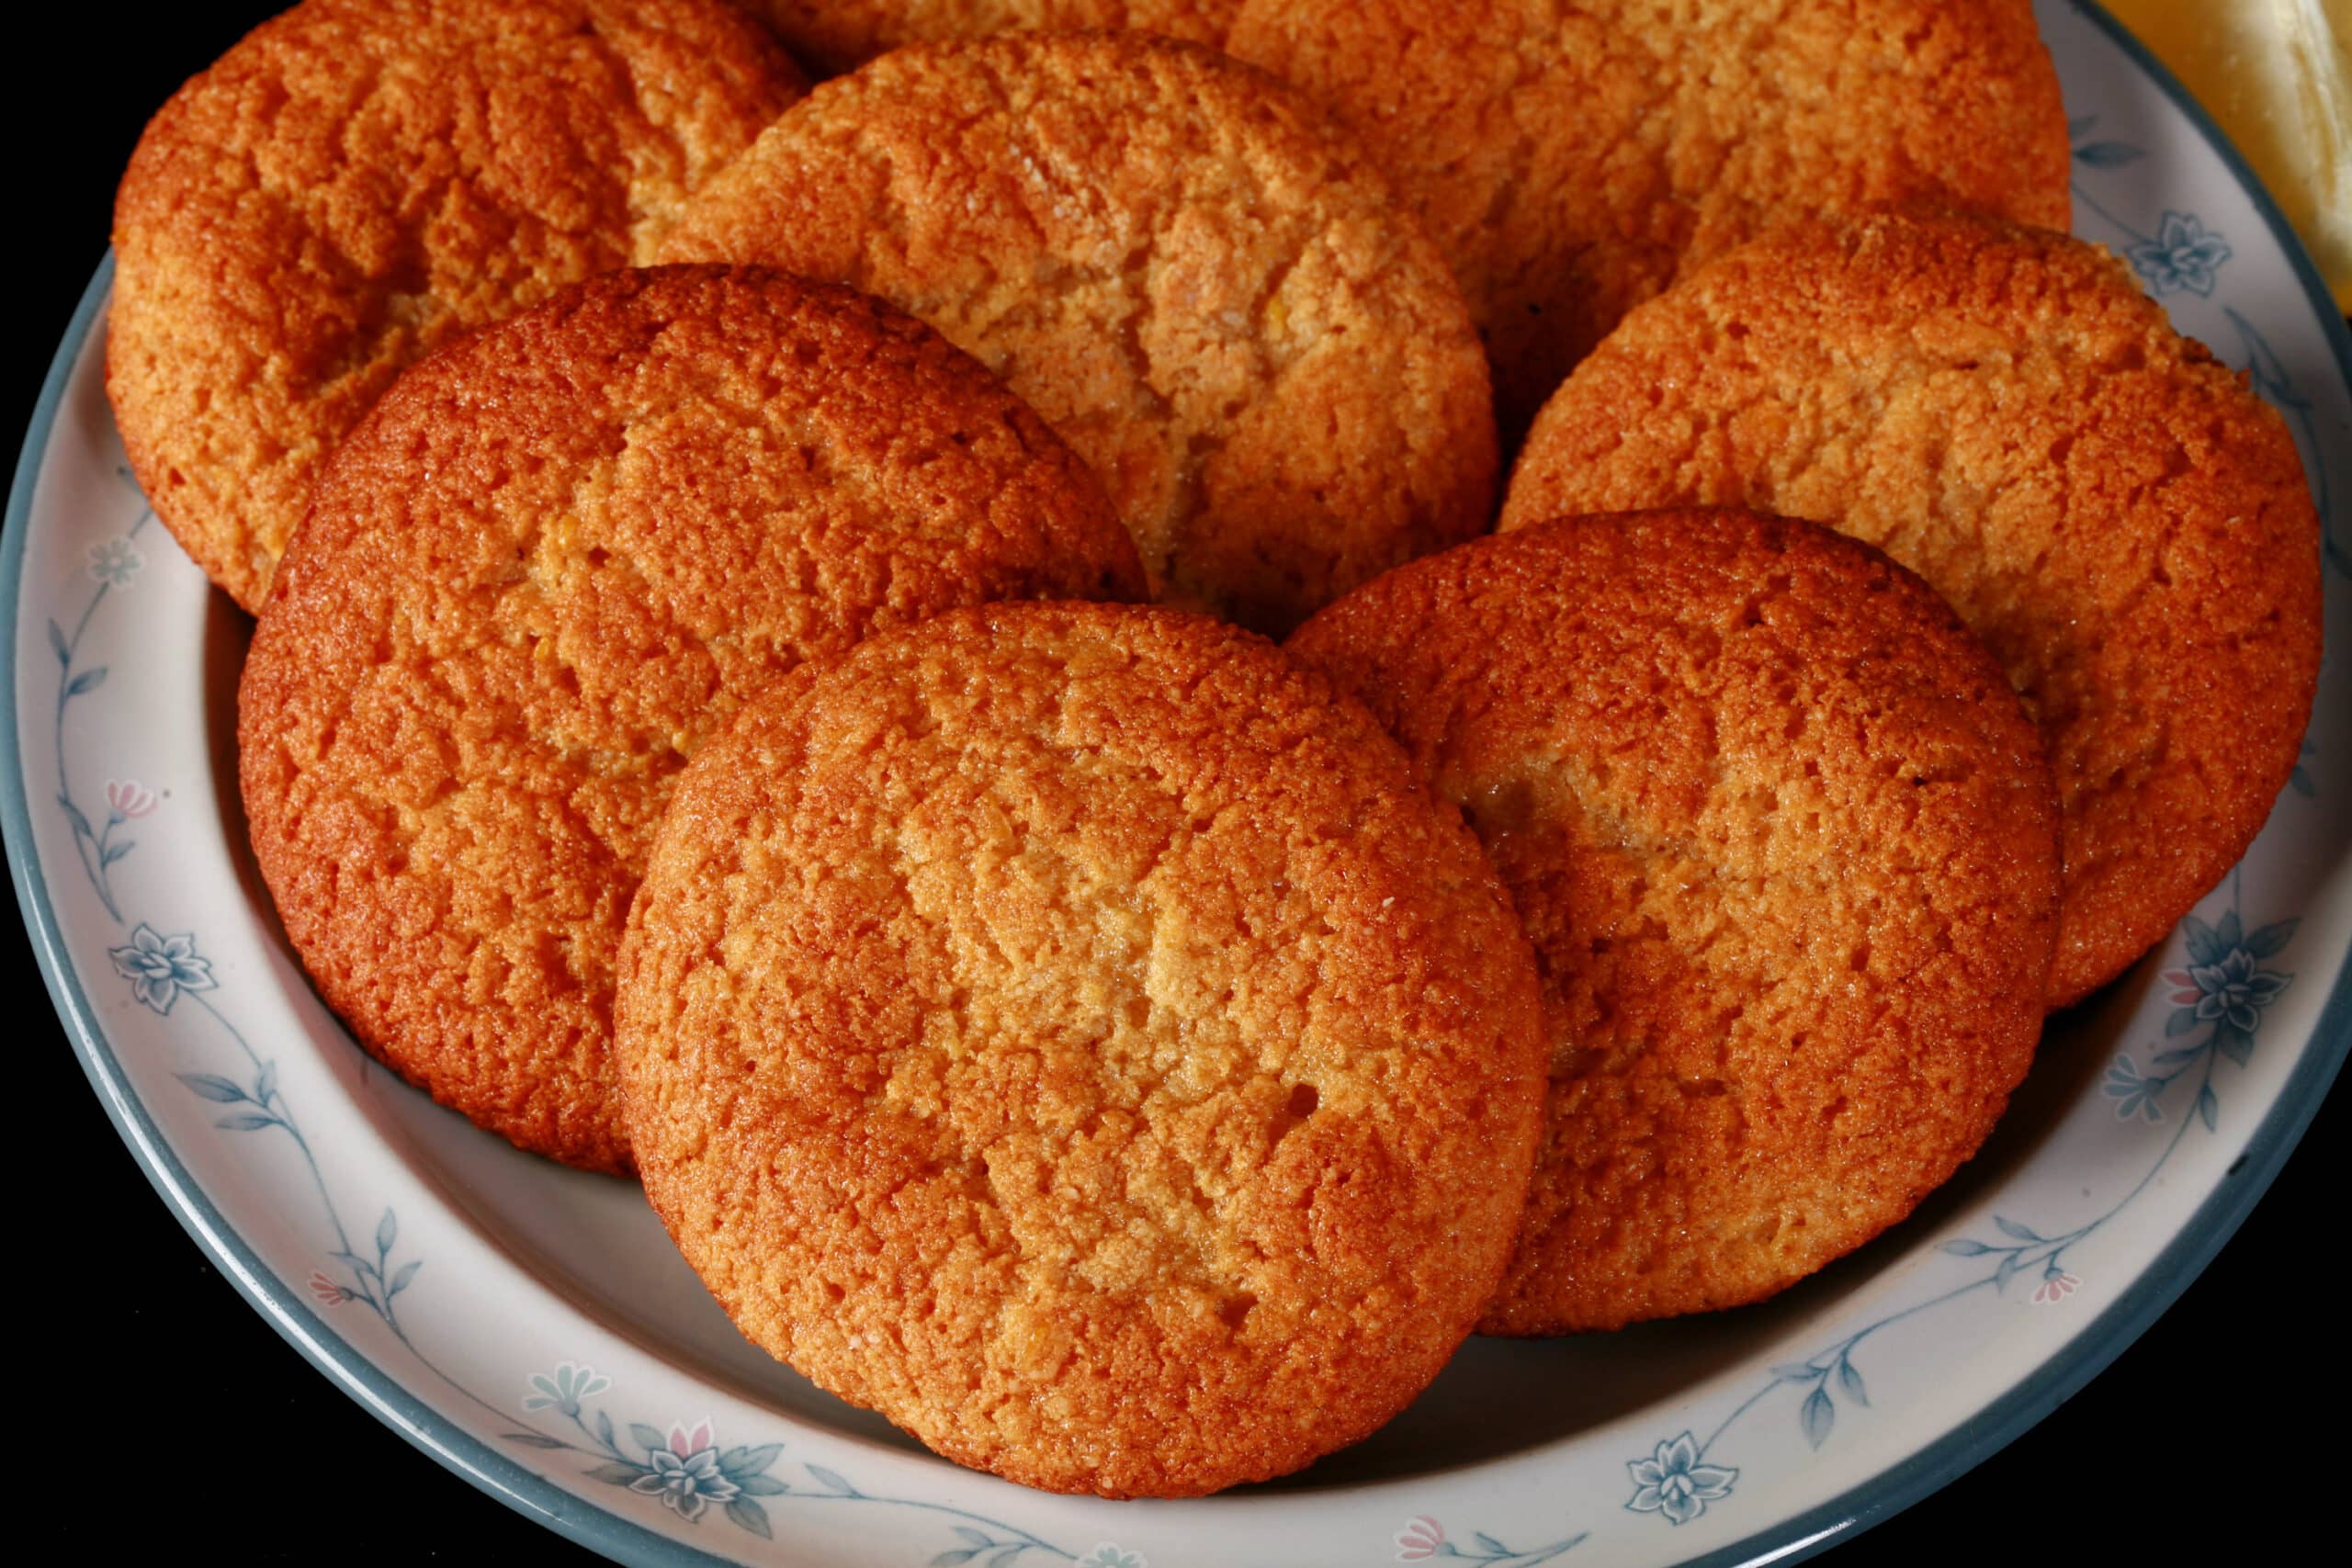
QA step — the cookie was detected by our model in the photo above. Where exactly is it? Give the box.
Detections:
[1227,0,2070,434]
[734,1,1238,76]
[109,0,808,613]
[1288,510,2061,1333]
[657,32,1496,636]
[616,601,1546,1494]
[1503,208,2323,1008]
[239,266,1142,1174]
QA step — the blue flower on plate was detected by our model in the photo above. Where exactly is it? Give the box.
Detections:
[631,1421,739,1521]
[1080,1547,1148,1568]
[2165,911,2295,1064]
[523,1362,611,1417]
[107,924,218,1014]
[2103,1055,2164,1122]
[2126,212,2233,297]
[87,535,143,589]
[1625,1433,1736,1526]
[2169,950,2289,1033]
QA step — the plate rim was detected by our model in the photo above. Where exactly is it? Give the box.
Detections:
[8,3,2349,1562]
[3,255,743,1568]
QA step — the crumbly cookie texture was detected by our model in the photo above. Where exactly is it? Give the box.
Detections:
[617,602,1545,1494]
[1227,0,2071,434]
[658,32,1496,636]
[1503,208,2322,1009]
[239,266,1140,1174]
[109,0,808,613]
[1289,511,2061,1333]
[733,0,1238,76]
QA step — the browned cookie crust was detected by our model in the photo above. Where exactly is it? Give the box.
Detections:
[1227,0,2070,434]
[657,32,1496,636]
[735,1,1238,76]
[617,602,1545,1493]
[239,266,1141,1174]
[109,0,808,613]
[1503,209,2322,1009]
[1288,511,2060,1333]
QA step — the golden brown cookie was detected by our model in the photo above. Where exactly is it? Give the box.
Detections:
[733,1,1238,76]
[109,0,808,614]
[657,32,1496,636]
[239,266,1142,1174]
[1227,0,2070,434]
[617,601,1545,1494]
[1503,208,2323,1009]
[1287,510,2061,1334]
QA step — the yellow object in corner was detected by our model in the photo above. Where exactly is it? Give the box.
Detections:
[2102,0,2352,307]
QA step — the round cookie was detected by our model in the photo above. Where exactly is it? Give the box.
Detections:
[239,265,1142,1174]
[1287,510,2062,1334]
[1227,0,2070,434]
[109,0,808,613]
[1503,208,2323,1009]
[657,32,1496,636]
[617,601,1546,1494]
[734,1,1238,76]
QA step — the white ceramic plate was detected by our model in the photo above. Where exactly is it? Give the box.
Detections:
[9,5,2348,1564]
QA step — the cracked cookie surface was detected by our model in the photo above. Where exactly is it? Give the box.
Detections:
[1503,209,2322,1008]
[732,0,1238,76]
[238,266,1141,1174]
[616,602,1544,1494]
[1288,511,2060,1333]
[657,32,1495,636]
[109,0,808,613]
[1227,0,2069,435]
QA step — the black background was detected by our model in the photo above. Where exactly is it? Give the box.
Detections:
[10,7,2344,1562]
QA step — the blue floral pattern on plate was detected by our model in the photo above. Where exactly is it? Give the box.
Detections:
[86,535,141,589]
[1625,1436,1737,1527]
[2068,118,2237,297]
[2126,210,2233,296]
[498,1359,1113,1555]
[1393,1516,1586,1564]
[107,922,214,1013]
[1620,878,2302,1527]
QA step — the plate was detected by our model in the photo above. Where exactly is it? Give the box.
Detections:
[7,4,2348,1564]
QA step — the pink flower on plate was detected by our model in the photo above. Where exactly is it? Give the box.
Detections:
[1396,1517,1447,1561]
[309,1269,350,1307]
[105,779,158,818]
[669,1418,716,1459]
[2032,1271,2082,1305]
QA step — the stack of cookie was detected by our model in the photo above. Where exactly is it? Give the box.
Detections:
[113,0,2320,1501]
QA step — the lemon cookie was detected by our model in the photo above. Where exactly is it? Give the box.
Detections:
[1504,208,2323,1007]
[239,265,1140,1173]
[1228,0,2070,433]
[659,32,1495,635]
[110,0,808,612]
[617,601,1545,1491]
[1289,510,2060,1332]
[736,1,1238,76]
